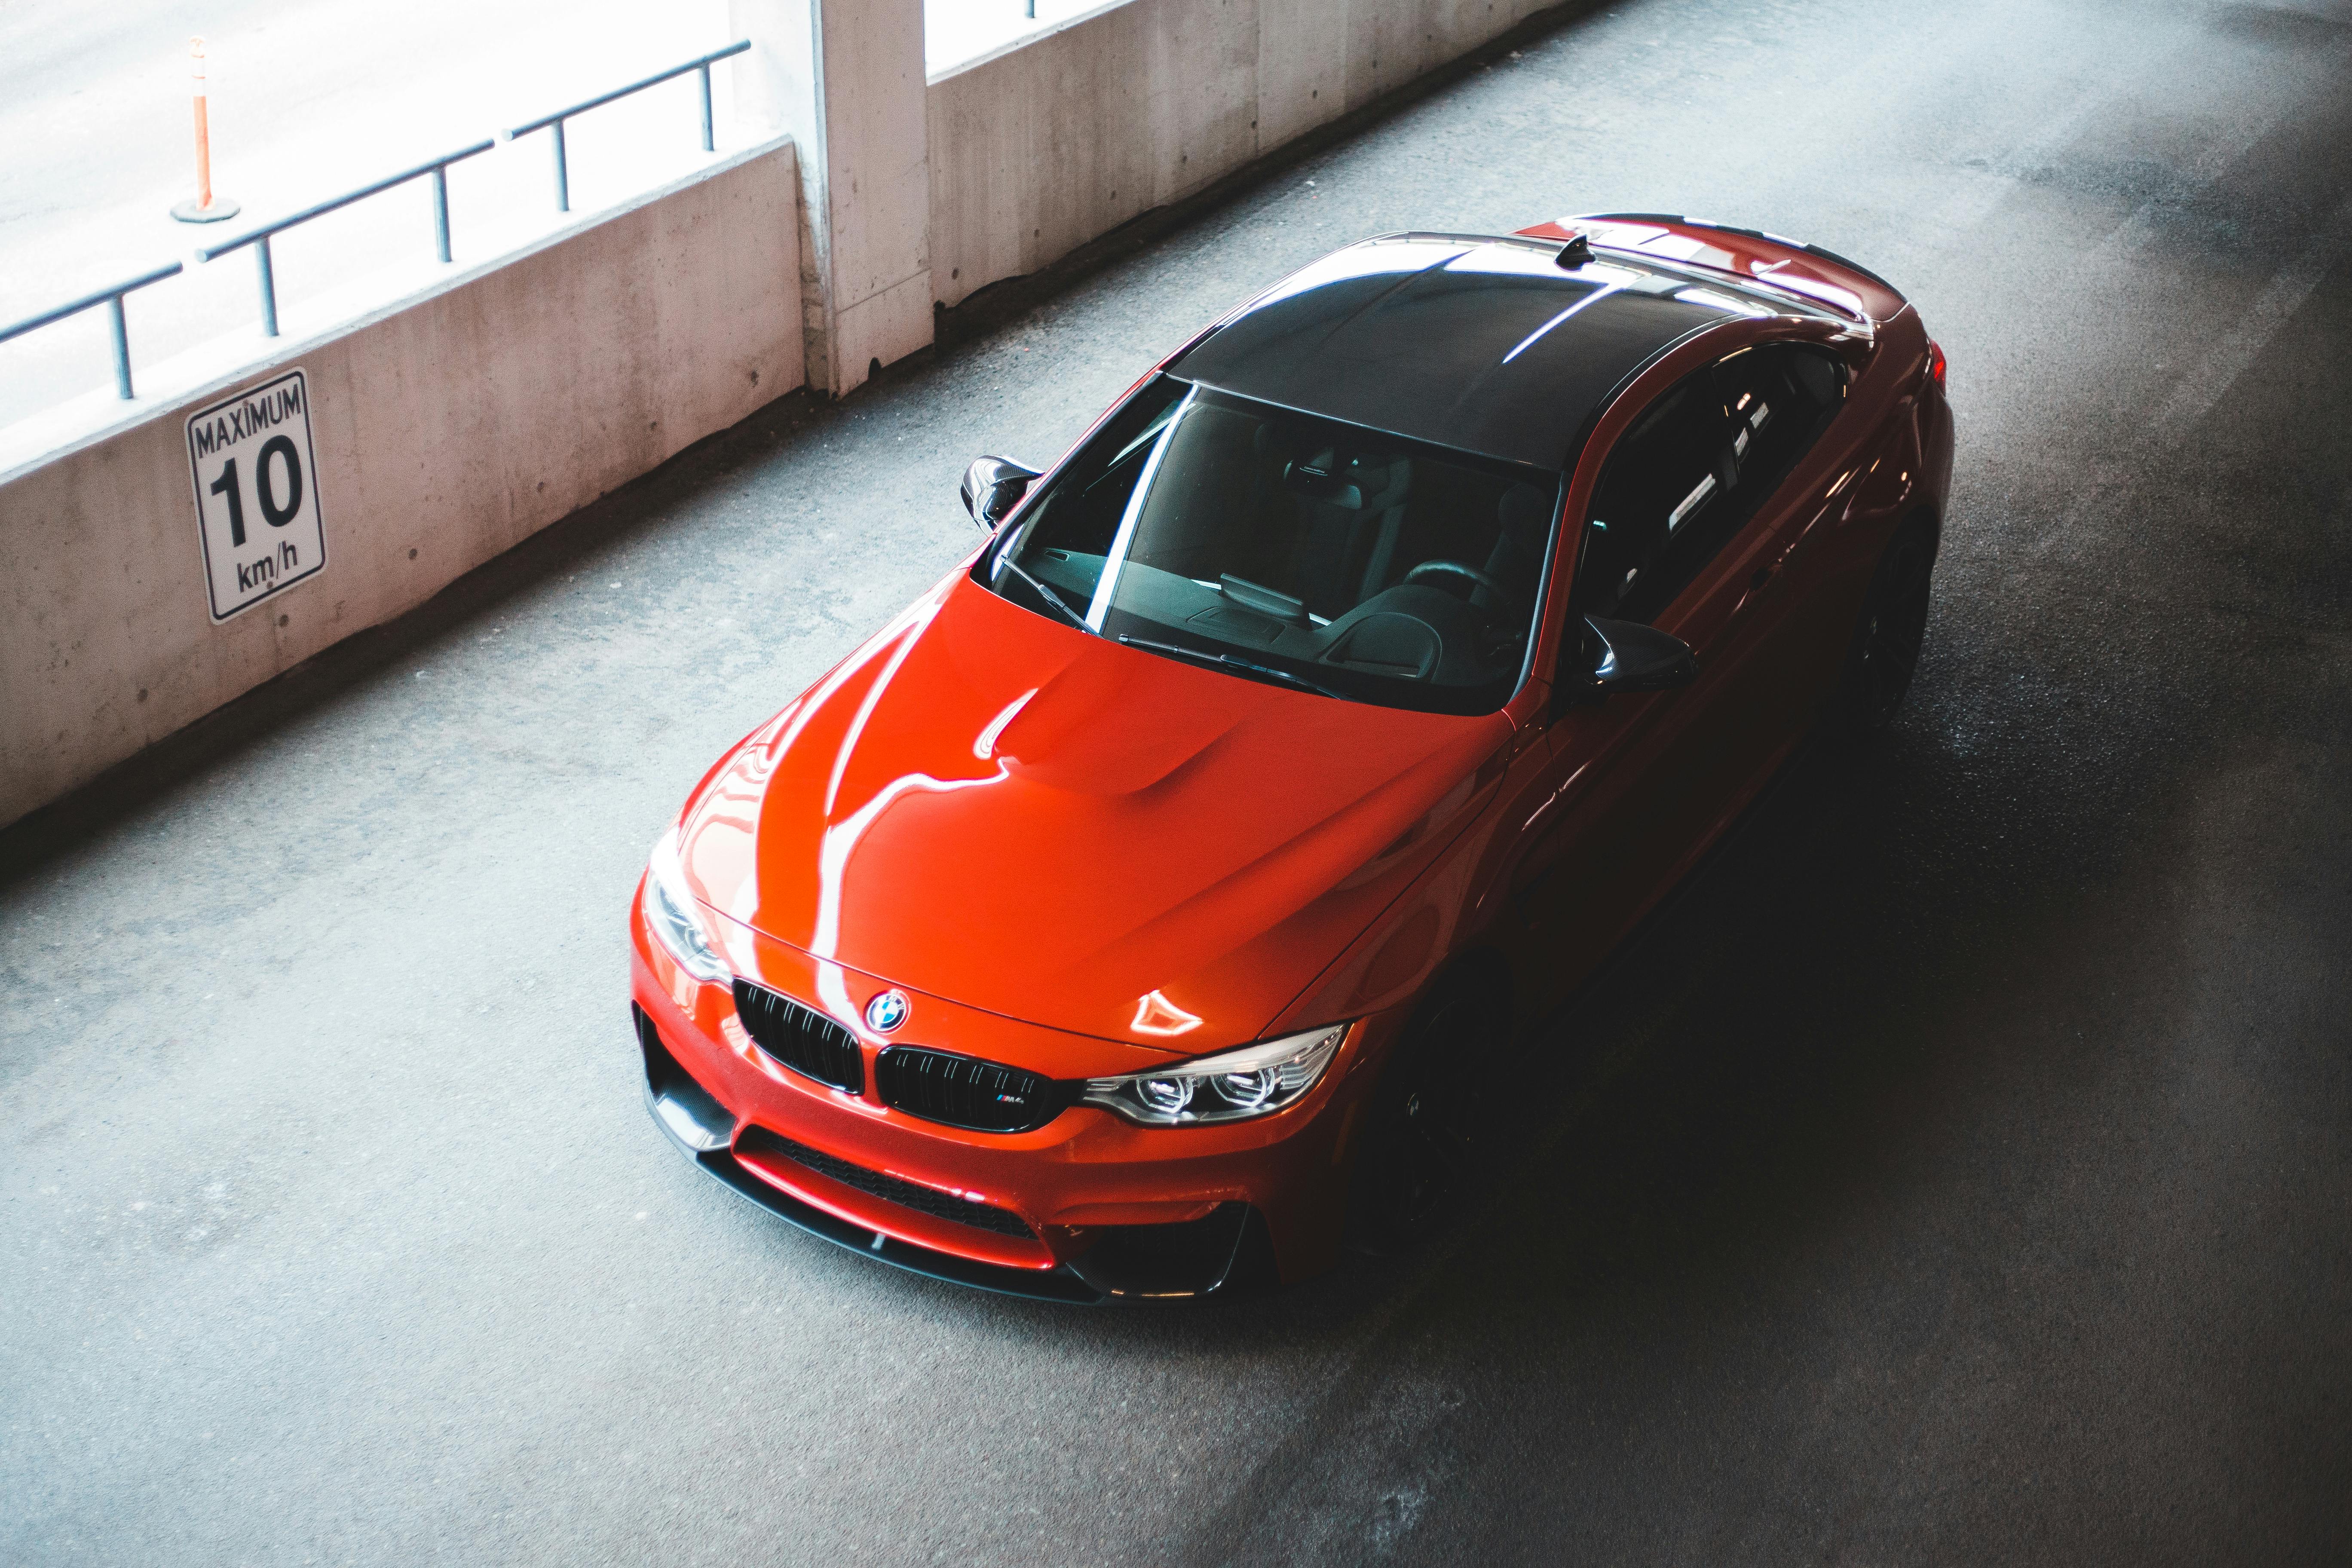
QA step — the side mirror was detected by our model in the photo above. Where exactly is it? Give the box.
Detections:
[1568,616,1698,705]
[961,456,1039,530]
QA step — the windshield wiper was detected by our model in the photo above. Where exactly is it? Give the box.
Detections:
[1117,635,1344,699]
[993,554,1089,629]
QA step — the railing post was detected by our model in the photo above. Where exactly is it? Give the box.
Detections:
[256,233,279,337]
[0,262,180,397]
[431,164,452,263]
[107,295,134,399]
[507,42,745,210]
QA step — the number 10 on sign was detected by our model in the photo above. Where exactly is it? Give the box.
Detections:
[186,368,327,622]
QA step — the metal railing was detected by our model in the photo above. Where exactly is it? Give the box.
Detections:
[197,141,495,337]
[507,40,750,213]
[1,40,755,393]
[0,263,185,400]
[201,39,750,337]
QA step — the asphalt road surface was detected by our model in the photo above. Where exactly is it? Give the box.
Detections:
[5,0,2348,1562]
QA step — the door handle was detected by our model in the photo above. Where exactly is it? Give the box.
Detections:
[1729,560,1780,625]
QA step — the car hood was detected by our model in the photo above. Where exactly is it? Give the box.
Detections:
[677,573,1511,1050]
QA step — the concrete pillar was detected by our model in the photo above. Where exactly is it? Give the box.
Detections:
[729,0,932,398]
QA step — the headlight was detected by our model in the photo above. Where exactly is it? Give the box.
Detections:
[642,827,730,983]
[1082,1023,1349,1126]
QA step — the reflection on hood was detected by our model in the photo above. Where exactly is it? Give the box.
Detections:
[680,578,1509,1048]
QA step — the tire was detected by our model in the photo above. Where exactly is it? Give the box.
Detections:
[1345,978,1501,1256]
[1826,515,1937,739]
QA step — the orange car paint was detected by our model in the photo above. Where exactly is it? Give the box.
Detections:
[630,217,1954,1289]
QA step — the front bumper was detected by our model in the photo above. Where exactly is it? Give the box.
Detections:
[637,1005,1270,1303]
[628,903,1396,1302]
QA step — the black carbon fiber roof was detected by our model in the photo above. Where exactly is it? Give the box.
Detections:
[1168,233,1746,469]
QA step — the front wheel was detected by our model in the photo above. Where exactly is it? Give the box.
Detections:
[1825,516,1937,738]
[1345,981,1499,1256]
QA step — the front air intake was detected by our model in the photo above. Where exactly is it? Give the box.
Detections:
[735,1127,1035,1240]
[875,1046,1069,1133]
[732,979,864,1093]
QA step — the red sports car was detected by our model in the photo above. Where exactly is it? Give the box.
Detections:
[630,214,1954,1301]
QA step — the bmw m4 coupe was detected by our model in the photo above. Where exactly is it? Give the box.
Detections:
[629,214,1954,1301]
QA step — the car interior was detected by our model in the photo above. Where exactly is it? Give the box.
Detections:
[1574,344,1846,626]
[985,379,1559,712]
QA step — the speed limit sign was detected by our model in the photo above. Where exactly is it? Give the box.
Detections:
[186,368,327,621]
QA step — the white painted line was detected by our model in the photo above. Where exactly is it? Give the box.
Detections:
[2156,190,2352,437]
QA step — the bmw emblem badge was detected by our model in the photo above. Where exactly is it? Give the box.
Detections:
[865,989,910,1034]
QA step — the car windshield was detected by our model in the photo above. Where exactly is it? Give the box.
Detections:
[975,377,1559,716]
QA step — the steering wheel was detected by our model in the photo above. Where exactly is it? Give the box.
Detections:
[1404,559,1510,600]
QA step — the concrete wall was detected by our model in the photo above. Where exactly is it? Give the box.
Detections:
[731,0,932,397]
[928,0,1563,310]
[818,0,935,392]
[2,1,1569,831]
[0,139,802,830]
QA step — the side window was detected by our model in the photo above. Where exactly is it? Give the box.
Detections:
[1572,344,1844,625]
[1572,380,1727,623]
[1717,344,1843,521]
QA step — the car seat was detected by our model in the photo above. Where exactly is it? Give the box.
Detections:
[1285,449,1414,619]
[1469,482,1554,615]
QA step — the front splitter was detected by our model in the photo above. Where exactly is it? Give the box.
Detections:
[634,1003,1264,1304]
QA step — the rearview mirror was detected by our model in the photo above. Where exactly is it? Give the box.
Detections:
[1571,616,1698,704]
[961,456,1040,530]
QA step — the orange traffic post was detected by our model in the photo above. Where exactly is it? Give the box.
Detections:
[171,37,239,224]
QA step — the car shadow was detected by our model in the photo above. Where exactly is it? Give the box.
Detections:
[919,704,2064,1350]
